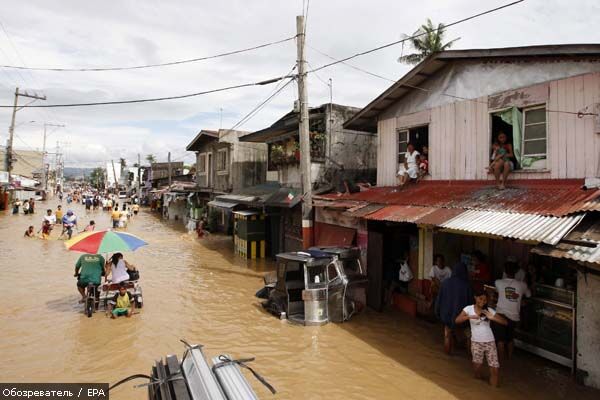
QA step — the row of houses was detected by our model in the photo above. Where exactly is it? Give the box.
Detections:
[168,44,600,388]
[0,147,56,209]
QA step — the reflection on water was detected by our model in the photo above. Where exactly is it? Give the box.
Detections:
[0,201,597,400]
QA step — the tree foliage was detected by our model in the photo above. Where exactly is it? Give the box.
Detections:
[145,154,156,164]
[88,167,106,189]
[398,19,460,65]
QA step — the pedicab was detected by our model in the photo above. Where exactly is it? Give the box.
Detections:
[65,229,148,317]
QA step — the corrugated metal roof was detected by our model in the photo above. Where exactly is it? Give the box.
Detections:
[414,208,464,226]
[207,200,238,209]
[342,203,385,217]
[316,180,600,217]
[440,210,585,245]
[532,242,600,266]
[531,215,600,266]
[364,205,438,223]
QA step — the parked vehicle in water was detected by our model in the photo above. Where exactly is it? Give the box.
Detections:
[258,247,368,325]
[118,190,128,199]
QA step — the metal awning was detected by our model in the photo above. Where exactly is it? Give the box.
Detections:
[531,215,600,266]
[440,210,586,245]
[207,200,238,209]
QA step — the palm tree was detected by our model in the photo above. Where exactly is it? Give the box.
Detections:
[119,157,127,169]
[398,19,460,65]
[145,154,156,164]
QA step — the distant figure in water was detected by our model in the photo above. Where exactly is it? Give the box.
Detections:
[84,220,96,232]
[24,225,35,238]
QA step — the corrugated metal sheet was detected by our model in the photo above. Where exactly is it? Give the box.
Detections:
[342,203,384,217]
[414,208,464,226]
[440,210,585,245]
[318,180,600,217]
[364,205,437,223]
[313,200,363,209]
[532,242,600,266]
[531,215,600,266]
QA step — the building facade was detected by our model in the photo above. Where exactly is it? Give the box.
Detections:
[322,45,600,388]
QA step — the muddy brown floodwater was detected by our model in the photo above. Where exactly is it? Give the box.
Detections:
[1,200,598,400]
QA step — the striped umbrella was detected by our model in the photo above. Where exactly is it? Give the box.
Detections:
[64,229,148,253]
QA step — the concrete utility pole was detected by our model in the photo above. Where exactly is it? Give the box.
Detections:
[111,160,118,191]
[137,153,141,197]
[296,15,313,249]
[42,123,65,193]
[167,152,172,189]
[5,87,46,184]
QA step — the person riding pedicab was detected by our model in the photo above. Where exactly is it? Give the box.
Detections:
[105,252,138,284]
[107,282,136,318]
[74,253,105,303]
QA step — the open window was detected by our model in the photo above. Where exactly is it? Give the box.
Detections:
[397,125,429,171]
[491,106,547,170]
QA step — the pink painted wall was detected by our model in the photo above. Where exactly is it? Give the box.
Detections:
[377,72,600,185]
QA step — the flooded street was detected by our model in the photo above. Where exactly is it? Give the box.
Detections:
[0,200,597,400]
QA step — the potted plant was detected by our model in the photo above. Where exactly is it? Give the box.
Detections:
[270,144,284,166]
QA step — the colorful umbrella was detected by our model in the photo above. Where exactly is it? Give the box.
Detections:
[65,229,148,253]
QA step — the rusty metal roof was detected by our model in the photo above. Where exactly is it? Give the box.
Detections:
[317,180,600,217]
[440,210,585,245]
[364,205,437,223]
[342,203,385,217]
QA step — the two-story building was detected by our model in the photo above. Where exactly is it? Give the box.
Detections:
[314,45,600,387]
[186,129,267,232]
[239,103,377,256]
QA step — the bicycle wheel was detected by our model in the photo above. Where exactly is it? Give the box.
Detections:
[85,297,93,317]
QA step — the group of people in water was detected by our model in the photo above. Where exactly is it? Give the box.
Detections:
[23,206,90,240]
[431,253,531,387]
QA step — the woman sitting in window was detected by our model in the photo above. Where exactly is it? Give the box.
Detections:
[492,131,514,190]
[397,142,420,186]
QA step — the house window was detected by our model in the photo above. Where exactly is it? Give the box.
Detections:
[216,149,228,172]
[198,153,207,174]
[522,106,547,160]
[490,105,547,170]
[397,126,429,170]
[397,130,409,164]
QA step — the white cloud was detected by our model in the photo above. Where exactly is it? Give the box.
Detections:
[1,0,599,167]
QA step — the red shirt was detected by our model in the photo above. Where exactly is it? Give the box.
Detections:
[471,262,491,283]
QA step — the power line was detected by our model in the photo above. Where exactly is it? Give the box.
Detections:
[0,75,293,108]
[308,45,395,82]
[0,35,296,72]
[307,0,526,75]
[230,78,295,131]
[228,63,298,131]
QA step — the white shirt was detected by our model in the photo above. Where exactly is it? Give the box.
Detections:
[495,278,531,321]
[44,215,56,224]
[502,268,526,282]
[111,259,130,283]
[429,265,452,282]
[463,305,496,343]
[406,150,420,169]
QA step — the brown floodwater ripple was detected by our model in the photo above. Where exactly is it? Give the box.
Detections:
[0,201,598,400]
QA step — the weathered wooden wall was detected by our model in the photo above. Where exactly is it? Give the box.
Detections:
[376,72,600,186]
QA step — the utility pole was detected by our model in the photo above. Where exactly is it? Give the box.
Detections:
[5,87,46,184]
[111,160,118,191]
[296,15,313,249]
[42,123,65,194]
[167,152,172,189]
[137,153,141,198]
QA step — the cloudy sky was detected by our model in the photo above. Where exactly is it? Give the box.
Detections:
[0,0,598,168]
